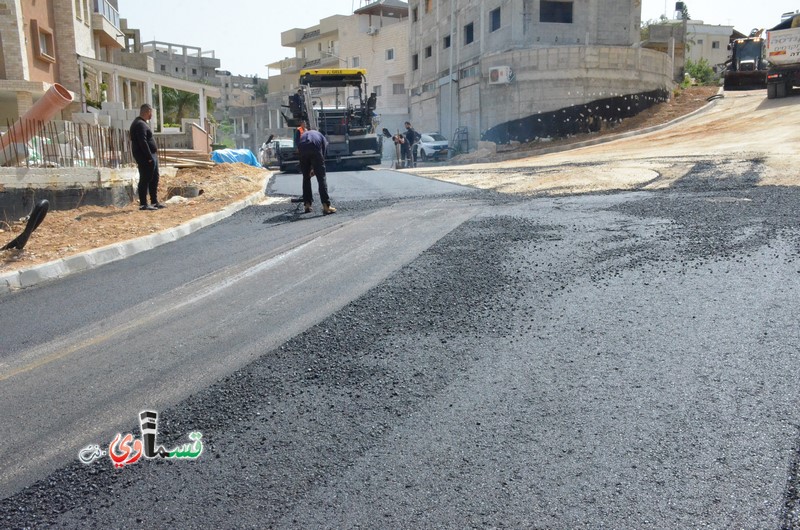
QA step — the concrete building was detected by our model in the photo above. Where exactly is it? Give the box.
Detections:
[408,0,674,148]
[0,0,125,121]
[645,19,734,80]
[263,0,410,149]
[216,72,269,151]
[644,19,687,81]
[0,0,220,139]
[140,40,220,83]
[685,20,735,70]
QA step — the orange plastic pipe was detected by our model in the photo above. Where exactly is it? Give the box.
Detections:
[0,83,73,153]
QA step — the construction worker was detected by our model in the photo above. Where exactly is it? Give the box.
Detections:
[298,128,336,215]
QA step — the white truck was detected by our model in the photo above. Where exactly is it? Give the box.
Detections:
[766,11,800,99]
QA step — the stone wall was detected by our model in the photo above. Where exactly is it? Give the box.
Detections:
[410,45,674,149]
[0,0,28,80]
[0,166,138,218]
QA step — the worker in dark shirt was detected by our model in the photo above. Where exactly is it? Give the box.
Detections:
[404,121,421,168]
[298,129,336,215]
[129,104,163,210]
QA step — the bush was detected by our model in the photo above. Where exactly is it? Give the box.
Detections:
[684,58,717,86]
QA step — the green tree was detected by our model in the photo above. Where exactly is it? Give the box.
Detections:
[160,87,199,123]
[254,83,269,100]
[151,89,215,128]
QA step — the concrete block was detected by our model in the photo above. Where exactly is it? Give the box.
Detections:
[61,253,95,273]
[72,112,98,125]
[90,245,125,266]
[18,261,67,289]
[101,101,124,112]
[97,115,111,127]
[0,271,21,294]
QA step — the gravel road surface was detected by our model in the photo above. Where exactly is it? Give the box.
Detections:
[2,89,800,528]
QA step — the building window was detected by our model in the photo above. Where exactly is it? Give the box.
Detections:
[318,42,323,52]
[74,0,82,20]
[175,67,179,73]
[425,0,432,13]
[412,6,418,22]
[460,64,480,79]
[540,1,573,23]
[443,34,451,48]
[712,41,720,49]
[490,7,501,31]
[352,56,360,67]
[192,68,197,75]
[464,22,474,45]
[386,48,395,61]
[31,21,55,63]
[160,64,166,71]
[412,53,419,70]
[393,83,405,95]
[374,85,382,96]
[425,45,432,58]
[697,39,704,45]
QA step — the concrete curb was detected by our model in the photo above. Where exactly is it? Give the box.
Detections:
[0,176,269,295]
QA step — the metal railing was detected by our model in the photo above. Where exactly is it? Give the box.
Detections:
[0,119,161,169]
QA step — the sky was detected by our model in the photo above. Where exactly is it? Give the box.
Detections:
[117,0,798,78]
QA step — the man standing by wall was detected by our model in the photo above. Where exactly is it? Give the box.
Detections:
[298,128,336,215]
[130,104,164,211]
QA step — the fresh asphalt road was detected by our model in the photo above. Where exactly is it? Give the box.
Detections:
[2,164,800,528]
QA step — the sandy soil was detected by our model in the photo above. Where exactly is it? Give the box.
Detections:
[0,163,268,274]
[415,88,799,195]
[1,85,762,275]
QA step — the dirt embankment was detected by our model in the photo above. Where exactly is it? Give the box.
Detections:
[1,163,268,274]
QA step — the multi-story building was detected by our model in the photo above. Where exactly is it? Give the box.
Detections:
[216,72,269,151]
[0,0,220,139]
[645,19,734,81]
[263,0,410,150]
[685,20,735,70]
[0,0,124,121]
[408,0,674,148]
[140,41,220,83]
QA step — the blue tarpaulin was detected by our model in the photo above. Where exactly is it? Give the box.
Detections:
[210,148,262,168]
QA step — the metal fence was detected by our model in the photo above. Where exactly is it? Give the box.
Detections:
[0,119,164,169]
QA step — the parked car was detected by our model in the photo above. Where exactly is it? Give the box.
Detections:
[412,132,449,161]
[259,138,294,167]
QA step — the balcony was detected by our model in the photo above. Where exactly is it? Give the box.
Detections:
[92,0,123,48]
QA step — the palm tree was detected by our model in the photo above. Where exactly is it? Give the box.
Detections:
[157,87,199,124]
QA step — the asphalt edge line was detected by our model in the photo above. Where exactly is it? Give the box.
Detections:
[0,174,270,294]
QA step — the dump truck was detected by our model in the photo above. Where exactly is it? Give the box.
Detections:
[277,68,382,171]
[766,11,800,99]
[723,31,768,90]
